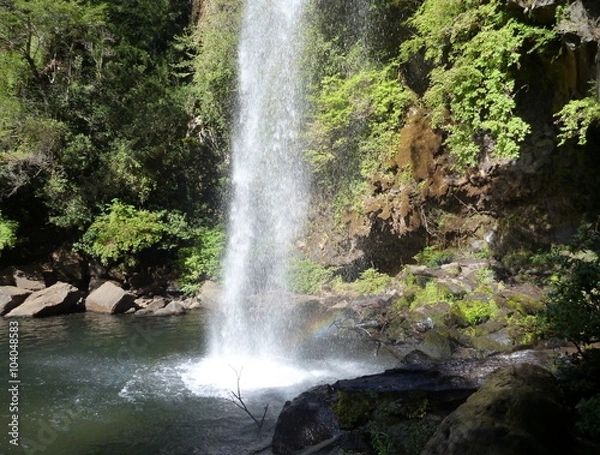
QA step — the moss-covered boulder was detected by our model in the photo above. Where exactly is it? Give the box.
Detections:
[421,364,575,455]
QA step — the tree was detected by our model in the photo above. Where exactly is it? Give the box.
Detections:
[542,222,600,353]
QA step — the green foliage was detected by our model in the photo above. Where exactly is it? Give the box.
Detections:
[333,268,393,295]
[77,200,188,268]
[177,225,226,294]
[369,424,394,455]
[414,246,454,267]
[396,279,455,310]
[288,258,335,294]
[186,0,242,138]
[0,0,225,267]
[0,212,18,252]
[541,222,600,351]
[555,92,600,146]
[507,313,541,345]
[451,299,499,326]
[401,0,556,167]
[353,268,394,295]
[576,394,600,443]
[306,62,414,193]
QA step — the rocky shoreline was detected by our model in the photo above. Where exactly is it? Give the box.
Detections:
[0,250,204,318]
[3,251,598,454]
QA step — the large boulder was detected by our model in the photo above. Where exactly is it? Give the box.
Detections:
[0,286,32,316]
[5,282,82,317]
[85,281,136,314]
[421,363,574,455]
[272,386,341,455]
[271,351,558,455]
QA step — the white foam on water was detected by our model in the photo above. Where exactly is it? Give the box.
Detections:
[178,355,384,398]
[179,356,328,398]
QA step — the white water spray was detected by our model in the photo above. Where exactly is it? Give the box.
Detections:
[181,1,398,397]
[210,0,310,360]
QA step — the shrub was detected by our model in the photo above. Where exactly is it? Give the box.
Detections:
[306,61,414,196]
[177,225,226,294]
[541,222,600,352]
[288,258,335,295]
[452,299,499,327]
[0,213,18,252]
[78,199,168,267]
[396,279,456,310]
[577,394,600,443]
[331,267,393,295]
[555,91,600,146]
[414,245,454,267]
[353,268,393,295]
[400,0,556,167]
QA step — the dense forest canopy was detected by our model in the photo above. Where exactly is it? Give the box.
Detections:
[1,0,600,290]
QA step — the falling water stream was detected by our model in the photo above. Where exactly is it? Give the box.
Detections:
[180,0,394,399]
[181,0,327,394]
[214,0,310,359]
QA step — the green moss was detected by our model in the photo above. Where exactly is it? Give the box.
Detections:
[333,391,379,429]
[451,299,499,327]
[288,258,335,294]
[507,295,543,316]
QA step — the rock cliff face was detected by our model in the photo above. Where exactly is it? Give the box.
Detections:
[303,0,600,276]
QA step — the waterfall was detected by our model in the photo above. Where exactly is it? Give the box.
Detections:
[181,0,396,398]
[210,0,310,359]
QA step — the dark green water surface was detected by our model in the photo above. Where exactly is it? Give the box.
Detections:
[0,311,393,454]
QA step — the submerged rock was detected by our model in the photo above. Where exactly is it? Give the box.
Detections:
[5,282,82,317]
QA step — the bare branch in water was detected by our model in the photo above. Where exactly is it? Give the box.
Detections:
[228,366,269,434]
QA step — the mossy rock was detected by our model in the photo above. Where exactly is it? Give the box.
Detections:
[507,294,544,316]
[334,391,380,429]
[420,328,453,359]
[422,364,575,455]
[470,333,513,354]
